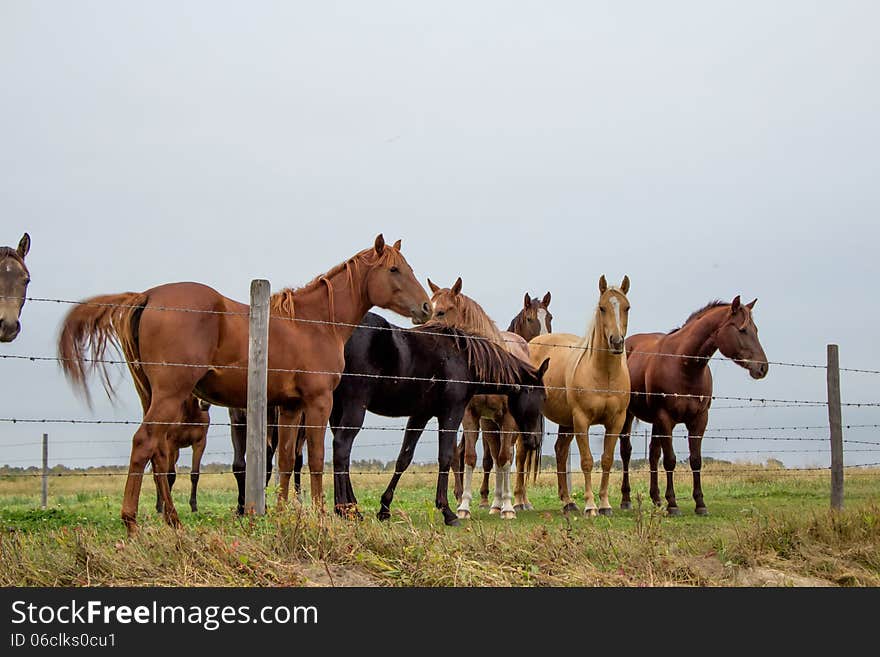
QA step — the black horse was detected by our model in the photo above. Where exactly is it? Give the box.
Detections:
[230,312,548,526]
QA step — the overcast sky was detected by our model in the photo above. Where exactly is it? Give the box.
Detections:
[2,2,879,477]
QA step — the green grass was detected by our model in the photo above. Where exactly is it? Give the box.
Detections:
[1,465,879,587]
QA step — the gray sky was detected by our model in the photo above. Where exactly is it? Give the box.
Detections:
[2,2,879,474]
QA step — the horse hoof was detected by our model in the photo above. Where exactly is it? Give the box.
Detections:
[513,504,524,512]
[666,507,681,517]
[695,506,709,516]
[457,510,471,520]
[620,501,632,510]
[489,507,501,515]
[501,511,516,520]
[598,507,613,517]
[445,517,461,527]
[562,503,579,516]
[583,507,598,518]
[377,510,391,522]
[524,503,534,511]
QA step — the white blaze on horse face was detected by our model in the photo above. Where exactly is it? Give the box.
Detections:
[537,308,549,335]
[609,296,622,338]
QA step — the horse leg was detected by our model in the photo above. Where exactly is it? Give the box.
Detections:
[229,407,247,516]
[453,435,464,503]
[435,412,463,527]
[573,413,597,517]
[378,415,430,521]
[302,395,332,513]
[482,423,503,514]
[275,406,302,508]
[596,416,626,516]
[456,405,480,519]
[648,425,664,507]
[479,433,493,509]
[265,406,278,488]
[190,436,205,513]
[619,411,635,510]
[514,435,527,511]
[152,426,181,530]
[686,412,709,515]
[331,404,366,519]
[555,425,577,515]
[497,413,517,519]
[655,417,679,515]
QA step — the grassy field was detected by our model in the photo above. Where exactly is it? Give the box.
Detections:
[1,463,878,587]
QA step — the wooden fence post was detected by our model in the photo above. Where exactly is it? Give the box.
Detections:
[827,344,844,511]
[41,433,48,510]
[245,279,270,516]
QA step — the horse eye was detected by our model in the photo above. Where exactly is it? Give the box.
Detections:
[390,266,399,273]
[436,310,445,317]
[600,307,606,313]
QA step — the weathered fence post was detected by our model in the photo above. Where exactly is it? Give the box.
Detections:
[245,279,270,516]
[827,344,844,511]
[41,433,48,509]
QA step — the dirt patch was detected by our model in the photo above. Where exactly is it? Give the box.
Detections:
[297,562,382,587]
[731,567,834,587]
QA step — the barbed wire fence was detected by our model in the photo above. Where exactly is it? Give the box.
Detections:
[1,289,878,514]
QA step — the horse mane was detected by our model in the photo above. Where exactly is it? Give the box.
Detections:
[416,322,537,386]
[668,300,729,334]
[436,290,506,346]
[269,245,405,318]
[572,286,623,370]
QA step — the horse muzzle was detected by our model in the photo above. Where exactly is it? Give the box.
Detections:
[0,318,21,342]
[749,361,769,380]
[608,336,626,355]
[410,302,433,325]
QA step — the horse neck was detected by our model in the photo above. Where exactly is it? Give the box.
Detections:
[572,309,625,376]
[670,307,728,366]
[288,261,371,342]
[508,312,534,342]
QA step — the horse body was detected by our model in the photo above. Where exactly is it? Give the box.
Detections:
[58,235,432,535]
[618,296,768,515]
[0,233,31,343]
[528,275,631,516]
[328,312,548,526]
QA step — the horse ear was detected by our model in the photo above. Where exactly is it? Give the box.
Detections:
[393,239,402,250]
[542,291,551,307]
[536,357,550,379]
[620,275,630,294]
[730,295,742,313]
[17,233,30,259]
[524,292,532,309]
[746,298,757,310]
[427,278,440,294]
[451,277,463,296]
[374,234,385,255]
[599,275,607,294]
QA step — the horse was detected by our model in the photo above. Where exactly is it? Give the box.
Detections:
[0,233,31,343]
[228,405,283,515]
[528,275,631,517]
[427,278,547,519]
[460,289,553,512]
[153,397,209,514]
[618,296,768,515]
[57,234,433,535]
[310,311,549,526]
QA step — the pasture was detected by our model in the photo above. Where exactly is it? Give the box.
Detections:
[2,463,878,587]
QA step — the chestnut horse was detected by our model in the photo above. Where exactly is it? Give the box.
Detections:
[529,275,631,517]
[58,235,432,535]
[618,296,768,515]
[153,397,209,514]
[470,290,552,510]
[0,233,31,343]
[428,277,543,520]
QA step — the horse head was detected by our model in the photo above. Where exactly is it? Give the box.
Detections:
[715,295,768,379]
[508,357,550,451]
[596,274,630,355]
[0,233,31,343]
[364,234,432,324]
[514,291,553,341]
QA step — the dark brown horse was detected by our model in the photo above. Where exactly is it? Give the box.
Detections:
[618,296,768,515]
[0,233,31,343]
[58,235,432,535]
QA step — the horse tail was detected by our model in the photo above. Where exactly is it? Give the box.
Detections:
[57,291,149,408]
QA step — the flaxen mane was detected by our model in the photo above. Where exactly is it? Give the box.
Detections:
[667,300,728,334]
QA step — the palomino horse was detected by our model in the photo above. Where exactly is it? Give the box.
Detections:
[468,290,552,510]
[58,235,432,535]
[0,233,31,343]
[321,312,548,525]
[529,275,631,517]
[428,278,544,520]
[618,296,768,515]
